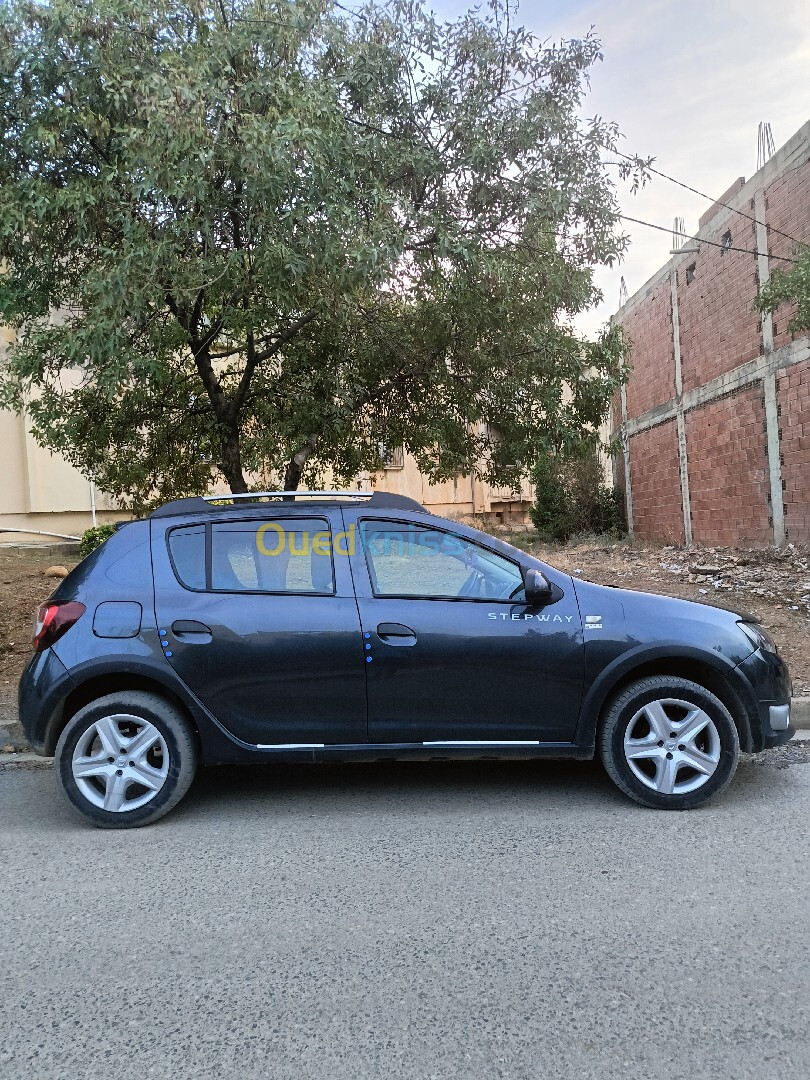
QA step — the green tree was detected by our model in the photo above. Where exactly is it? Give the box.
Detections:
[530,442,625,542]
[0,0,642,508]
[757,250,810,333]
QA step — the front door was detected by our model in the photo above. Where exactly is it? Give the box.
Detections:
[343,514,585,744]
[152,511,366,746]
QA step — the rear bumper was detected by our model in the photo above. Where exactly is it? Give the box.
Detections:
[17,649,76,755]
[736,648,794,750]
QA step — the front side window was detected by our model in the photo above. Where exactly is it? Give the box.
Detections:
[168,518,334,594]
[360,521,524,601]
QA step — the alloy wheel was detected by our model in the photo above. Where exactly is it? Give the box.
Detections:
[71,714,170,812]
[623,697,721,795]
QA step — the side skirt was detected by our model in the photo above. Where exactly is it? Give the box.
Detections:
[235,740,595,765]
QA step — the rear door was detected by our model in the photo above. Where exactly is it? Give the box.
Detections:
[152,511,367,747]
[343,513,584,745]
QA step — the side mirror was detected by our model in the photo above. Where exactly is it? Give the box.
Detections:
[522,568,553,605]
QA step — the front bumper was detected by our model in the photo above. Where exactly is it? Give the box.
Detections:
[768,703,791,732]
[736,647,794,750]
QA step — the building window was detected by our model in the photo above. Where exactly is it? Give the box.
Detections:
[721,230,732,255]
[378,443,404,470]
[686,263,697,285]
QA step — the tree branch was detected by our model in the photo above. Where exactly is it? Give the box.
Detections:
[230,309,318,422]
[190,342,230,421]
[251,309,318,365]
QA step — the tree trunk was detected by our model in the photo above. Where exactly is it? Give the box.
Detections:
[220,428,248,494]
[283,434,319,492]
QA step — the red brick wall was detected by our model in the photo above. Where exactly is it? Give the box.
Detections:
[628,421,684,544]
[676,219,762,393]
[698,178,745,229]
[766,151,810,350]
[611,131,810,547]
[621,282,674,420]
[778,358,810,542]
[684,387,772,546]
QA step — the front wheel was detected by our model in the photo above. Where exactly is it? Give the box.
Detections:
[598,676,740,810]
[55,692,198,828]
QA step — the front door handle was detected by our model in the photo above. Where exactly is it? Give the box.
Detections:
[376,622,417,646]
[171,619,212,642]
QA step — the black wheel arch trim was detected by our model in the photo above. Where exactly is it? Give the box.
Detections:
[575,642,759,753]
[43,655,252,760]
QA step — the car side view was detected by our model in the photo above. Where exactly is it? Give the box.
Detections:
[19,491,794,828]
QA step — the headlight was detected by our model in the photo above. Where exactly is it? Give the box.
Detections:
[739,621,779,655]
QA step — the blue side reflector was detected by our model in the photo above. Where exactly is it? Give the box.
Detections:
[159,630,167,637]
[365,643,371,650]
[364,632,371,639]
[366,656,372,663]
[165,651,173,657]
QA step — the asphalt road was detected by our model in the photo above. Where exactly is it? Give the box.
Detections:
[1,756,808,1080]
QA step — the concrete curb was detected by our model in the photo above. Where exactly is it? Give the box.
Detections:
[0,541,80,557]
[0,753,53,771]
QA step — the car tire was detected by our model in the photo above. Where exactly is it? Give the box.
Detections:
[55,691,198,828]
[598,676,740,810]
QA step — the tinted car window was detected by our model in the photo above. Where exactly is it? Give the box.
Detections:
[211,518,334,594]
[168,524,206,590]
[168,519,334,593]
[360,521,524,601]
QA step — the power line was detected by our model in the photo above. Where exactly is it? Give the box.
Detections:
[618,214,799,264]
[610,147,806,250]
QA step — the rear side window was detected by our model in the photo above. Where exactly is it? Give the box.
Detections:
[167,518,334,594]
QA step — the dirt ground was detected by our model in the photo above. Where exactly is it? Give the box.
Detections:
[1,535,808,742]
[0,549,82,719]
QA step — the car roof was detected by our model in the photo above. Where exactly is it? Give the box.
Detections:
[149,490,427,520]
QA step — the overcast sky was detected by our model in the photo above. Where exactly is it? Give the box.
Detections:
[435,0,810,336]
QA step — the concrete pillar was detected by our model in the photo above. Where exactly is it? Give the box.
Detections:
[620,384,633,536]
[670,267,692,546]
[755,188,785,546]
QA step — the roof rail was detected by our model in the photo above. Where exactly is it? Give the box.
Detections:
[149,490,426,518]
[201,490,370,502]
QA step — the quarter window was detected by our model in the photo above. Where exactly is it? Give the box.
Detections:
[360,521,524,601]
[167,525,206,591]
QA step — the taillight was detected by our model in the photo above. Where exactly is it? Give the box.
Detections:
[32,601,86,653]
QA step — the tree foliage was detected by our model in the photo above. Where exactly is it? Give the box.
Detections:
[78,522,118,556]
[530,443,625,542]
[757,250,810,334]
[0,0,641,507]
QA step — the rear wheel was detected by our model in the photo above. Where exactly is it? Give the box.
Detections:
[55,692,197,828]
[598,676,739,809]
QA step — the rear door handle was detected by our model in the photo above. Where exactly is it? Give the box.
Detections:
[171,619,212,642]
[376,622,417,646]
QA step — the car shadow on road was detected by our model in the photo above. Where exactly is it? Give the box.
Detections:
[166,752,805,824]
[1,751,804,833]
[185,756,610,803]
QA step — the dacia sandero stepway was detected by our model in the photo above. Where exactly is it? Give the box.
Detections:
[19,491,794,827]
